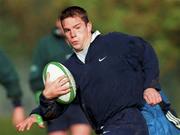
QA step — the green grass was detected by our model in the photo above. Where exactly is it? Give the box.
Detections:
[0,117,96,135]
[0,117,46,135]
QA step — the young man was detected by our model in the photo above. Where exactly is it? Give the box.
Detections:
[17,6,163,135]
[0,49,25,127]
[29,20,91,135]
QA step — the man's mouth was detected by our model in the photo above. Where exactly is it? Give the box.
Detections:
[72,41,78,45]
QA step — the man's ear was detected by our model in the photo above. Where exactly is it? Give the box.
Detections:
[87,22,92,33]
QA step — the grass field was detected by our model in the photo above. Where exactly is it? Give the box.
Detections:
[0,117,46,135]
[0,117,95,135]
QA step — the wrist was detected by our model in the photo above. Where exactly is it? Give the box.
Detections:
[11,98,22,107]
[42,90,52,100]
[32,114,43,125]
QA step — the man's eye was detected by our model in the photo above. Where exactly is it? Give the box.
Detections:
[64,29,69,33]
[76,26,80,29]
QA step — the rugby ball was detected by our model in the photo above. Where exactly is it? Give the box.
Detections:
[42,62,76,104]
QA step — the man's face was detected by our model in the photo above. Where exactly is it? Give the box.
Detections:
[61,16,92,52]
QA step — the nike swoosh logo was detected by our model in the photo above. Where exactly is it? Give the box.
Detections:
[99,56,107,62]
[103,130,110,134]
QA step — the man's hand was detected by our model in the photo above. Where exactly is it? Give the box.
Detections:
[143,88,162,105]
[43,73,70,99]
[12,106,25,127]
[16,114,45,131]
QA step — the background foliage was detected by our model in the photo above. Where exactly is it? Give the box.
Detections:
[0,0,179,134]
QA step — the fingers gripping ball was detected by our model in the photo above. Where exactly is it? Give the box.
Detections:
[42,62,76,104]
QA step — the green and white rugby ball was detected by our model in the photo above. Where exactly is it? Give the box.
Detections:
[42,62,76,104]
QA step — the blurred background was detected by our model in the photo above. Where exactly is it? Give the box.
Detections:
[0,0,179,134]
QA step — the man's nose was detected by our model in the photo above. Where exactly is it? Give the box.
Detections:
[70,30,76,38]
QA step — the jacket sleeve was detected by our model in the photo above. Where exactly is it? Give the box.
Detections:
[31,93,69,121]
[0,50,23,107]
[133,37,161,91]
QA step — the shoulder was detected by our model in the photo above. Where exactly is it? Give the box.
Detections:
[36,34,59,48]
[106,32,150,47]
[38,33,61,45]
[103,32,140,42]
[96,32,137,46]
[98,32,141,47]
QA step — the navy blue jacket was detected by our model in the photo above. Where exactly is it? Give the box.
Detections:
[32,32,160,131]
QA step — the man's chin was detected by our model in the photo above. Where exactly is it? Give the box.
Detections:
[73,47,83,52]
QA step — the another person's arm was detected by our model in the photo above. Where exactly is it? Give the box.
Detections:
[0,51,25,126]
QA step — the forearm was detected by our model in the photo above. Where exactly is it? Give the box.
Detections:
[11,97,22,107]
[31,93,68,121]
[142,40,161,90]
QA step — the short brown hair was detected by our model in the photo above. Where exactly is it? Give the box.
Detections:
[59,6,89,24]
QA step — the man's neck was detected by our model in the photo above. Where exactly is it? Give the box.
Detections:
[75,30,101,63]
